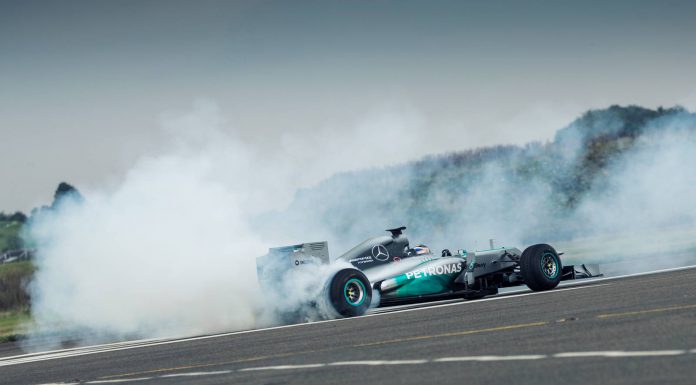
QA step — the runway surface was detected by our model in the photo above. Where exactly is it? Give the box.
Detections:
[1,266,695,385]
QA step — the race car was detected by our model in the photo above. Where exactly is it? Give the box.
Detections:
[256,227,601,318]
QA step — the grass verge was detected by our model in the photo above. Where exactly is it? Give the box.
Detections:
[0,310,30,343]
[0,261,34,343]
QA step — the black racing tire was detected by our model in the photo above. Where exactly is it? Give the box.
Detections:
[520,244,562,291]
[328,268,372,317]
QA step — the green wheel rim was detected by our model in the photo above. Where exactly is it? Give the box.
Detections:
[344,278,366,307]
[540,252,559,279]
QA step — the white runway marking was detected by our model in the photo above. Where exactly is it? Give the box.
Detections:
[36,383,79,385]
[239,363,326,371]
[235,349,695,372]
[33,349,696,384]
[435,355,547,361]
[86,377,152,383]
[5,338,169,361]
[329,360,428,366]
[160,370,232,377]
[554,350,686,358]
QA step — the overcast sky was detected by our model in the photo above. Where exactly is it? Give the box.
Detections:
[2,0,696,211]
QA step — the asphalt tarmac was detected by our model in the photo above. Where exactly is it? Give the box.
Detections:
[1,266,695,385]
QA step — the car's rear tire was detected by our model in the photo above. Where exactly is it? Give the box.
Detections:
[328,268,372,317]
[520,244,562,291]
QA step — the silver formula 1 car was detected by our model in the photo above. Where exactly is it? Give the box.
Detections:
[257,227,600,318]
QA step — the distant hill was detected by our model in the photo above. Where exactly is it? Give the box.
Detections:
[262,105,696,251]
[0,182,83,253]
[0,220,24,253]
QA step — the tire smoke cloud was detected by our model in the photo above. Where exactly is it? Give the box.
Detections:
[24,101,427,348]
[25,103,696,349]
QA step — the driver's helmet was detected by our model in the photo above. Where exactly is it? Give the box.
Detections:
[412,244,431,255]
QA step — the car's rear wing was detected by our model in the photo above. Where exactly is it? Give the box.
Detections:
[256,242,330,284]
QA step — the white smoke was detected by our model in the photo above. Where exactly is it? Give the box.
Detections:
[566,117,696,272]
[28,129,264,342]
[576,126,696,233]
[25,101,428,347]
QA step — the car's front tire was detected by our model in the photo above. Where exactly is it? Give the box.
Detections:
[520,244,562,291]
[328,268,372,317]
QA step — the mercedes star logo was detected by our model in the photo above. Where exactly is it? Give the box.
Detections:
[372,244,390,261]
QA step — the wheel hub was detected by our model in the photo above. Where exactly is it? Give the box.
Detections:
[541,253,558,279]
[343,279,366,306]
